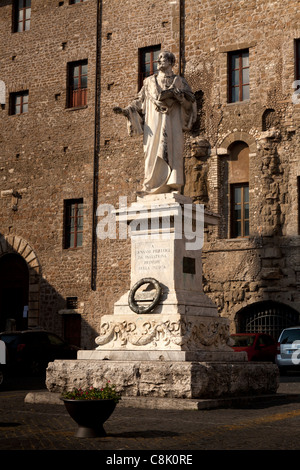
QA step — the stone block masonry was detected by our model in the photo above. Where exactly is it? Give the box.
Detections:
[99,0,300,340]
[46,358,279,399]
[0,1,98,344]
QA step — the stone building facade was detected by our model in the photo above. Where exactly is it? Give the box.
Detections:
[0,0,99,346]
[0,0,299,348]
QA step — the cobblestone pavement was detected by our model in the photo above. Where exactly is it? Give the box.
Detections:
[0,374,300,460]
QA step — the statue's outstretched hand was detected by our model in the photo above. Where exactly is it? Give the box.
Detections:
[113,106,123,114]
[113,106,129,117]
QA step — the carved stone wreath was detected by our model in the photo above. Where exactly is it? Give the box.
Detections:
[128,278,162,314]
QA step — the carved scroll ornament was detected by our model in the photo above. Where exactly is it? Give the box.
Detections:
[95,318,231,350]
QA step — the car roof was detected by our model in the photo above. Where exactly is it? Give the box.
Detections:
[280,326,300,331]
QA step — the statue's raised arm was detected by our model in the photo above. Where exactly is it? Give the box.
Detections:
[113,106,129,117]
[113,51,197,195]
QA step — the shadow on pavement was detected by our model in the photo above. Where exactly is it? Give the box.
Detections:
[109,430,179,438]
[0,422,22,427]
[0,374,46,391]
[279,371,300,383]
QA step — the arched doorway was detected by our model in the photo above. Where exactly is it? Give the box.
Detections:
[0,253,29,331]
[235,301,300,341]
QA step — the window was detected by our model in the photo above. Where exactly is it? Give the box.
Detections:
[14,0,31,32]
[231,184,249,238]
[10,91,29,115]
[67,61,88,108]
[69,0,86,3]
[220,141,250,239]
[64,199,83,248]
[228,49,249,103]
[66,297,78,309]
[139,45,161,89]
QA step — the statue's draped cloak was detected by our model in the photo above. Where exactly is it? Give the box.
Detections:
[125,74,197,194]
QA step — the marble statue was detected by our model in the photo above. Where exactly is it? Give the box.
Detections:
[114,51,197,194]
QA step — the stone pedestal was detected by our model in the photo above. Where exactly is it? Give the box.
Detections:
[84,193,237,359]
[46,193,279,400]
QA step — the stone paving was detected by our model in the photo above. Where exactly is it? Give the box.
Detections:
[0,375,300,458]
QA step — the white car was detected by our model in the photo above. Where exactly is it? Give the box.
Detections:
[276,326,300,374]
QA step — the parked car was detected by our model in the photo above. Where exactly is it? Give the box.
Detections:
[0,330,79,377]
[230,333,277,362]
[276,326,300,374]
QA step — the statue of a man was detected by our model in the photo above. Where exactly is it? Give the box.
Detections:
[114,51,197,195]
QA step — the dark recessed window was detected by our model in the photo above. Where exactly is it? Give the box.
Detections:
[67,60,88,108]
[64,199,83,249]
[10,91,29,115]
[63,314,81,347]
[231,184,249,238]
[14,0,31,33]
[139,45,161,89]
[228,49,249,103]
[66,297,78,309]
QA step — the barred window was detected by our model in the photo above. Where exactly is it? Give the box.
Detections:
[66,297,78,309]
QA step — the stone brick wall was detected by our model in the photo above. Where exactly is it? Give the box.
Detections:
[98,0,300,338]
[0,0,98,345]
[93,0,185,333]
[181,0,300,331]
[1,0,300,347]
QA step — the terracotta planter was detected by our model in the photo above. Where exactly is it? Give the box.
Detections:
[62,398,117,438]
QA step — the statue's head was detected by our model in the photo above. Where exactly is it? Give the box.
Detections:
[158,51,176,68]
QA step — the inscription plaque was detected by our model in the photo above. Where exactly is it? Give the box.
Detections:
[135,242,171,274]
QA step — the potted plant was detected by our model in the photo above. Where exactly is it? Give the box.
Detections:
[61,382,121,438]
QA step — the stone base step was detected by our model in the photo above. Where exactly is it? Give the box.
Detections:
[46,359,279,399]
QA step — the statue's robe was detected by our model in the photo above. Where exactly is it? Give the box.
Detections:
[125,74,197,194]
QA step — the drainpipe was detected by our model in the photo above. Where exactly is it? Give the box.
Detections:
[91,0,102,291]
